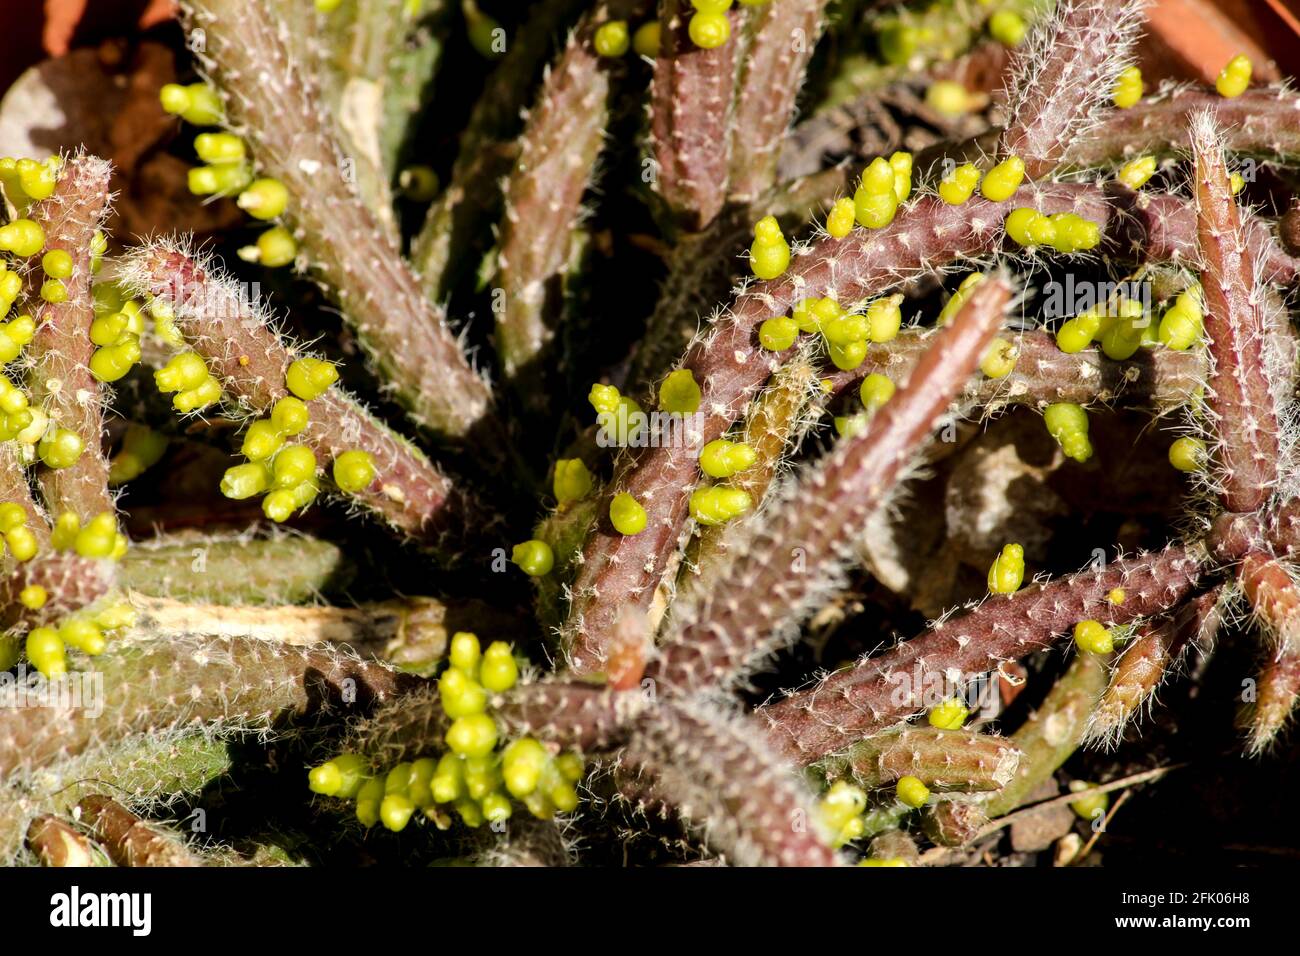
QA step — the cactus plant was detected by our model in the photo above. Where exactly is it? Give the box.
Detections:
[1,0,1299,867]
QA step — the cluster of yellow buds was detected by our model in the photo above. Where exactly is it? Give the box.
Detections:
[51,509,129,560]
[1156,285,1203,351]
[159,85,298,269]
[853,152,912,230]
[88,311,143,384]
[309,633,585,831]
[0,501,40,562]
[692,436,755,528]
[1004,208,1101,254]
[1073,619,1114,655]
[589,381,644,445]
[0,374,39,445]
[0,156,62,207]
[817,780,869,848]
[155,351,222,413]
[1055,295,1155,360]
[24,597,136,679]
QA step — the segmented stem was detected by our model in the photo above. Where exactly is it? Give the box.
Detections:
[824,726,1021,793]
[1085,587,1223,747]
[726,0,830,201]
[650,0,743,229]
[564,180,1296,675]
[0,635,415,777]
[1064,87,1300,167]
[77,795,198,867]
[495,4,630,401]
[824,328,1203,414]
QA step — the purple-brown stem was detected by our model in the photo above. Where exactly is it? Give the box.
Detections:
[650,0,743,230]
[563,180,1297,675]
[653,277,1012,692]
[27,154,114,522]
[1190,110,1280,513]
[760,543,1203,765]
[121,242,498,556]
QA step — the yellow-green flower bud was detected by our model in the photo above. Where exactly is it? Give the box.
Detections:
[236,178,289,220]
[220,461,273,500]
[938,163,981,205]
[689,485,752,526]
[758,316,798,351]
[480,641,519,692]
[699,439,756,479]
[1073,619,1113,654]
[512,539,555,576]
[286,357,338,400]
[1215,54,1251,99]
[980,156,1025,203]
[594,19,630,56]
[332,449,376,493]
[610,492,648,535]
[1168,436,1205,472]
[826,197,856,239]
[633,21,661,57]
[896,775,930,808]
[859,372,895,410]
[688,10,731,48]
[1112,66,1144,108]
[987,542,1025,593]
[553,458,593,504]
[928,697,969,730]
[659,368,701,414]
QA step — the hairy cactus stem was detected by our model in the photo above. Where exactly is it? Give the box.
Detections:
[1063,87,1300,168]
[1238,551,1300,649]
[77,795,199,867]
[822,726,1021,793]
[726,0,831,202]
[117,532,348,605]
[120,242,499,555]
[493,681,647,752]
[1247,635,1300,755]
[623,696,841,866]
[564,180,1298,676]
[411,0,589,300]
[1086,586,1224,747]
[760,543,1204,765]
[1190,110,1282,513]
[650,0,745,230]
[180,0,497,442]
[653,277,1013,692]
[26,153,115,521]
[823,328,1203,414]
[0,635,417,777]
[997,0,1146,178]
[495,2,641,404]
